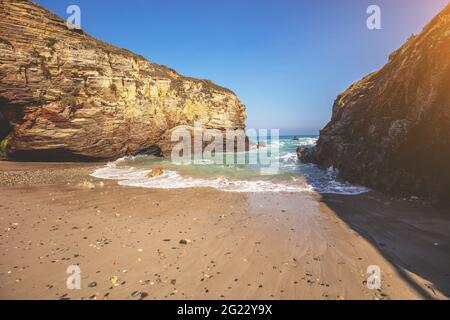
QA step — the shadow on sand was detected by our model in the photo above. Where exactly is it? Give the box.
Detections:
[319,192,450,300]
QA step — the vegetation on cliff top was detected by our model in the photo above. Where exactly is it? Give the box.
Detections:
[0,133,13,157]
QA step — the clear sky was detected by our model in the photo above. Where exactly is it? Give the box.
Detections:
[34,0,449,135]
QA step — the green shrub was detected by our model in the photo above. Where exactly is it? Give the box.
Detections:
[0,133,13,157]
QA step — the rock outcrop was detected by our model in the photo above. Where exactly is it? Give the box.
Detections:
[0,0,246,160]
[300,4,450,204]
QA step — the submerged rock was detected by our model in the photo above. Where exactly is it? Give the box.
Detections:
[147,166,164,178]
[0,0,246,161]
[302,4,450,205]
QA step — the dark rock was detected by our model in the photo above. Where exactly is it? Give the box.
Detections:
[131,291,141,298]
[296,146,316,163]
[139,292,148,300]
[301,4,450,205]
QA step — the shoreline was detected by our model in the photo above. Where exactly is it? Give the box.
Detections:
[0,161,449,300]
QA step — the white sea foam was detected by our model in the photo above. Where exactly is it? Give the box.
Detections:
[301,178,370,195]
[298,137,318,146]
[293,166,370,195]
[91,165,313,193]
[91,163,369,195]
[90,136,369,195]
[280,152,298,162]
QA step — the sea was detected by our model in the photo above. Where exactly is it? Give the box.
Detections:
[91,136,369,195]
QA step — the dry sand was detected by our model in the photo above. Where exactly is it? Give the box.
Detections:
[0,161,449,300]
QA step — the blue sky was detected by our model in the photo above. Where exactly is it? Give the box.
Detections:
[34,0,449,135]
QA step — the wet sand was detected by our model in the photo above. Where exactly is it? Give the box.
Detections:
[0,161,449,300]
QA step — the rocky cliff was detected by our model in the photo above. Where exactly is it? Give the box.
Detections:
[0,0,246,160]
[300,4,450,204]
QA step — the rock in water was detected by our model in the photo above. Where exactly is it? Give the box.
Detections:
[301,4,450,205]
[296,147,305,160]
[0,0,246,161]
[147,166,164,178]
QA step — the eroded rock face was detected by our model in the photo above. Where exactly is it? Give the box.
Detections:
[0,0,246,160]
[301,4,450,204]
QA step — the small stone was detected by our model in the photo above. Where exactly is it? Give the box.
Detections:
[140,292,148,300]
[131,291,141,297]
[88,281,97,288]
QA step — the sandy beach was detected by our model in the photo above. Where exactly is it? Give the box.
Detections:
[0,161,449,300]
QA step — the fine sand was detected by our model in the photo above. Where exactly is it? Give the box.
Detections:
[0,161,449,300]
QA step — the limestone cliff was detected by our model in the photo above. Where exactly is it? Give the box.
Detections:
[300,4,450,204]
[0,0,246,160]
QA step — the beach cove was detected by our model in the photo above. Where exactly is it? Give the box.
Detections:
[0,161,449,300]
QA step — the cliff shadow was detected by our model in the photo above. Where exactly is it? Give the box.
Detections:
[318,192,450,300]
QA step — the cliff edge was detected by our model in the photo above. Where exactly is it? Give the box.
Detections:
[300,4,450,204]
[0,0,246,160]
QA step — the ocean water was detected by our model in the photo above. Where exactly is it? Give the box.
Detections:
[91,136,369,195]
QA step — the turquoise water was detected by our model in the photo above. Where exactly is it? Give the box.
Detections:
[92,136,369,194]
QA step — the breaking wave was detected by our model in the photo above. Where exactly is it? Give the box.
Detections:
[91,136,369,195]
